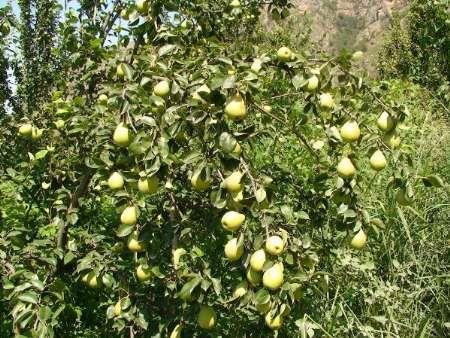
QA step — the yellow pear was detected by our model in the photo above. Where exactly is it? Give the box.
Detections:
[153,80,170,97]
[18,123,32,137]
[190,170,211,191]
[127,230,145,252]
[116,63,125,77]
[350,229,367,250]
[351,51,364,61]
[169,324,183,338]
[233,280,248,297]
[370,150,387,170]
[250,249,266,271]
[113,123,130,147]
[265,312,283,330]
[246,267,262,286]
[31,127,43,140]
[263,263,284,290]
[135,0,148,13]
[340,121,361,142]
[319,93,335,110]
[230,0,241,8]
[82,272,102,289]
[223,171,243,192]
[108,172,124,190]
[265,236,284,255]
[138,175,159,194]
[224,94,246,120]
[113,300,122,316]
[383,131,401,148]
[337,157,356,178]
[277,47,292,62]
[121,206,137,225]
[198,305,216,330]
[221,211,245,231]
[136,264,152,282]
[377,111,395,132]
[98,94,108,104]
[120,9,129,20]
[395,189,412,206]
[224,237,244,261]
[306,75,319,91]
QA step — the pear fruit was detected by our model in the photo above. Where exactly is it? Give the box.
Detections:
[337,157,356,178]
[113,123,130,147]
[233,280,248,297]
[224,94,246,120]
[265,312,283,330]
[121,206,137,225]
[113,300,122,316]
[319,93,335,110]
[31,127,43,140]
[190,170,211,191]
[230,0,241,8]
[232,143,242,156]
[370,150,387,170]
[351,51,364,61]
[263,263,284,290]
[265,236,284,255]
[98,94,108,105]
[135,0,149,13]
[277,47,292,62]
[383,131,401,148]
[221,211,245,231]
[246,267,262,286]
[224,237,244,261]
[395,189,412,206]
[350,229,367,250]
[250,249,266,271]
[19,123,33,137]
[223,171,243,192]
[127,230,145,252]
[138,175,159,194]
[377,111,395,132]
[170,324,183,338]
[116,63,125,77]
[136,264,152,282]
[340,121,361,142]
[306,75,319,91]
[153,80,170,97]
[82,271,102,289]
[108,172,124,190]
[120,9,129,20]
[198,305,217,330]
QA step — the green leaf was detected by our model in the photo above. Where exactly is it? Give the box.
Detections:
[179,276,201,301]
[35,150,48,160]
[18,291,39,304]
[116,223,134,238]
[422,174,445,187]
[255,188,267,203]
[254,289,270,305]
[158,44,177,56]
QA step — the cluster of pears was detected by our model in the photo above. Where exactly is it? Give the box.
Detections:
[18,123,44,140]
[336,119,388,179]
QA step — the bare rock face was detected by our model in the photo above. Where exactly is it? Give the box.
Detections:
[291,0,407,54]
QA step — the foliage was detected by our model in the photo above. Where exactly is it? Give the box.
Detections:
[0,1,448,337]
[378,0,450,104]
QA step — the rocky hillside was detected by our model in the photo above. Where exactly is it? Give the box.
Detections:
[291,0,408,57]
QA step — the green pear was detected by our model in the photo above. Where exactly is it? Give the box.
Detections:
[340,121,361,142]
[263,263,284,290]
[306,75,319,91]
[153,80,170,97]
[250,249,266,271]
[127,230,145,252]
[370,150,387,170]
[377,111,395,132]
[108,172,124,190]
[319,93,335,110]
[223,171,243,192]
[350,229,367,249]
[121,206,137,225]
[138,175,159,194]
[337,157,356,178]
[225,94,246,120]
[197,305,217,330]
[18,123,32,137]
[224,237,244,261]
[113,123,130,147]
[136,264,152,282]
[277,47,292,62]
[265,236,284,255]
